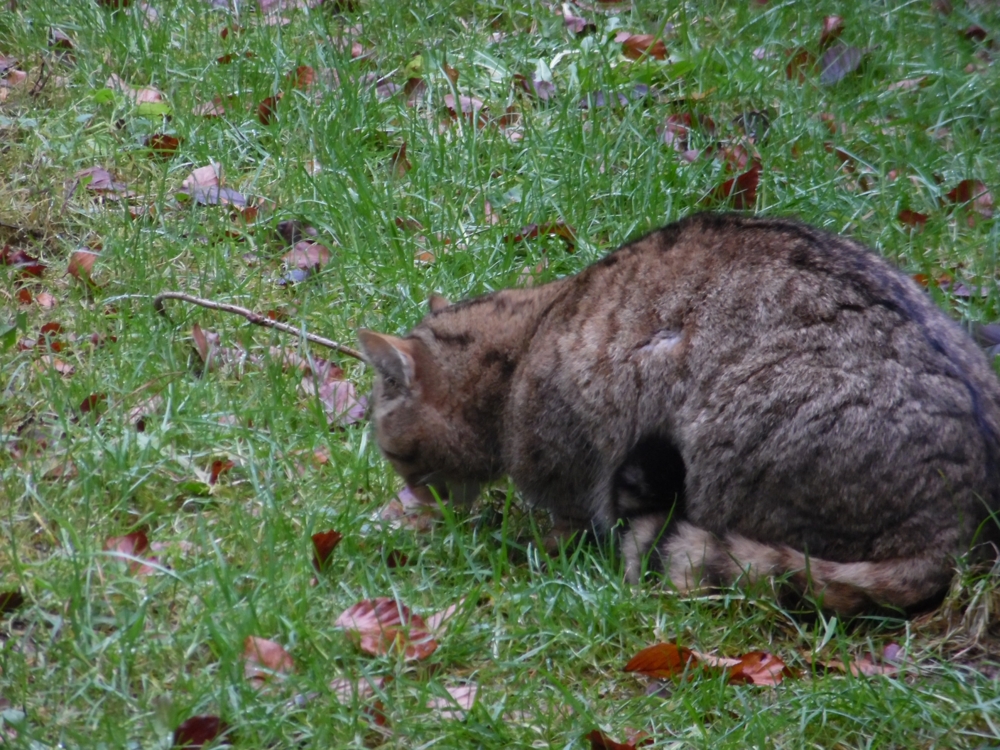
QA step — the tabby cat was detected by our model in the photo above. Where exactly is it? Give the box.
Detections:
[358,213,1000,614]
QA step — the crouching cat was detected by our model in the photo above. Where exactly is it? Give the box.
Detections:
[358,213,1000,615]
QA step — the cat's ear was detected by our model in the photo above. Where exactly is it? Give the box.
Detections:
[357,330,414,389]
[428,294,451,313]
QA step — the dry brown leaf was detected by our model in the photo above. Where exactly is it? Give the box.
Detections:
[243,636,294,687]
[104,529,158,575]
[726,651,793,685]
[379,485,442,531]
[182,164,221,191]
[312,529,343,571]
[68,250,98,285]
[173,715,229,748]
[106,74,164,104]
[335,597,438,660]
[619,33,668,61]
[283,241,332,271]
[624,643,698,679]
[426,684,477,720]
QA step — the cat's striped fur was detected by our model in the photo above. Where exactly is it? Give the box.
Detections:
[359,213,1000,614]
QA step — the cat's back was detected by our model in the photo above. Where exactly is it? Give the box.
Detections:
[511,213,1000,555]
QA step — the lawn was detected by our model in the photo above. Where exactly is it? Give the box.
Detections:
[1,0,999,747]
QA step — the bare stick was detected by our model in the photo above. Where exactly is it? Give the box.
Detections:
[153,291,365,361]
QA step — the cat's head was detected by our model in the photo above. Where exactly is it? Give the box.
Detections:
[357,296,484,502]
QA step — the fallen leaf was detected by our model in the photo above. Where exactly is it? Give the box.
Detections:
[784,48,815,82]
[514,73,555,101]
[587,729,652,750]
[619,33,667,61]
[283,241,332,271]
[312,529,343,571]
[819,44,864,86]
[258,92,283,125]
[288,65,315,90]
[173,715,229,748]
[48,27,74,50]
[182,164,220,191]
[208,459,233,485]
[317,379,366,426]
[106,74,164,104]
[886,76,927,92]
[389,141,412,177]
[192,96,229,117]
[946,179,993,217]
[963,25,988,43]
[335,597,438,660]
[726,651,793,686]
[146,133,181,158]
[74,166,129,197]
[78,393,108,419]
[703,162,760,210]
[385,549,410,568]
[624,643,698,679]
[243,636,294,688]
[657,113,716,154]
[819,15,844,48]
[504,220,577,250]
[1,245,46,277]
[426,684,477,720]
[563,8,595,35]
[444,93,486,126]
[379,485,442,531]
[803,651,898,677]
[104,529,158,575]
[898,209,929,229]
[68,250,98,285]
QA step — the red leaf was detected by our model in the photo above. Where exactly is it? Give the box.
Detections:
[289,65,315,90]
[173,715,229,748]
[68,249,98,285]
[588,729,651,750]
[335,597,438,660]
[1,244,46,277]
[945,179,993,217]
[703,163,760,210]
[819,15,844,48]
[784,48,814,81]
[898,209,929,229]
[104,529,158,575]
[503,220,577,250]
[620,34,668,61]
[79,393,108,416]
[17,288,31,305]
[963,25,988,42]
[624,643,697,679]
[726,651,794,685]
[147,133,181,158]
[389,141,412,177]
[208,459,233,485]
[312,529,343,571]
[258,93,283,125]
[385,549,410,568]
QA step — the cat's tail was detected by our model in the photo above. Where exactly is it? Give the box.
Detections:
[625,520,956,615]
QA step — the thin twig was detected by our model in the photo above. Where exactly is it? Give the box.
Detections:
[153,291,365,361]
[29,58,48,97]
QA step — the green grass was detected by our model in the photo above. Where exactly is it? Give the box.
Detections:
[2,0,1000,747]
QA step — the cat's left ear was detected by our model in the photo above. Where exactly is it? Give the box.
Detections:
[428,294,451,313]
[357,330,414,389]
